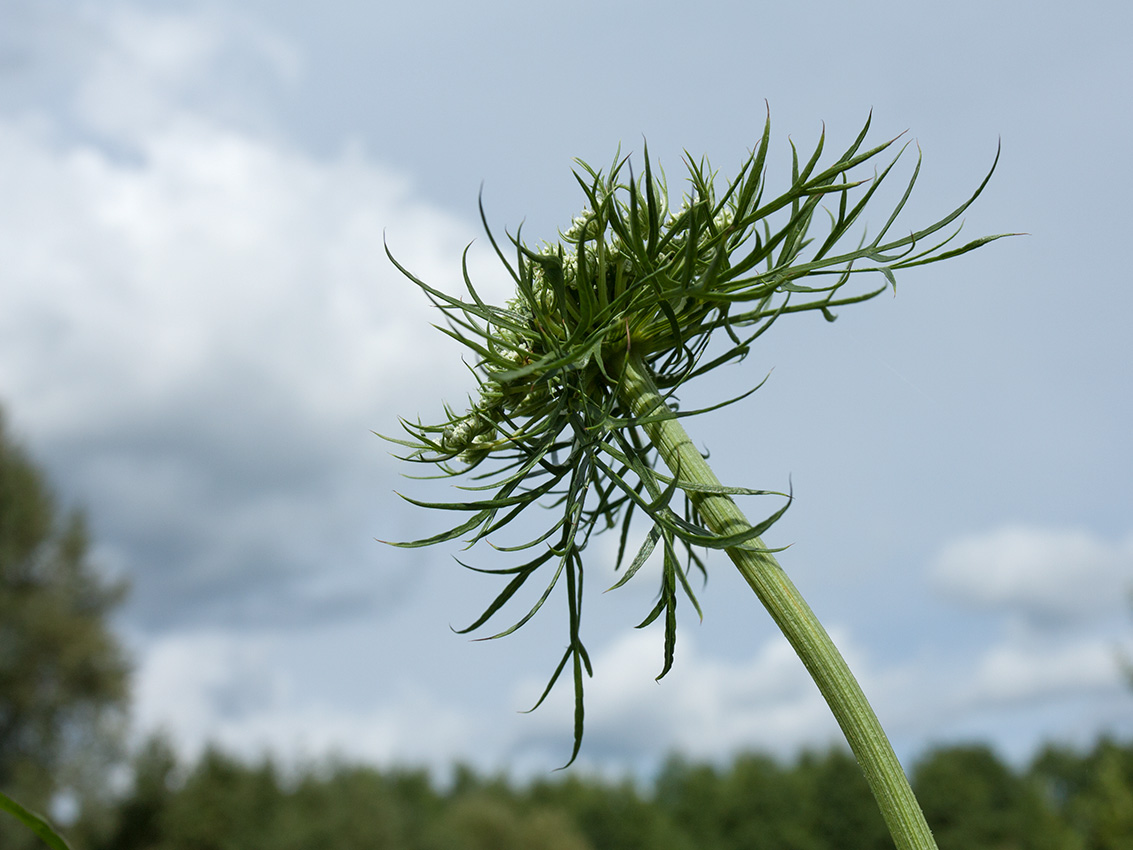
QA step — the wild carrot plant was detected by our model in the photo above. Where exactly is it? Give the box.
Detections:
[385,111,1011,850]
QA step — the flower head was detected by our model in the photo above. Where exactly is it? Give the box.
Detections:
[384,111,1007,764]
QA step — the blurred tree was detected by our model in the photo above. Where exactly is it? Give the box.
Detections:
[793,748,892,850]
[653,755,725,847]
[274,765,416,850]
[68,738,1133,850]
[913,743,1068,850]
[531,772,693,850]
[719,753,812,850]
[90,743,442,850]
[84,734,178,850]
[422,792,593,850]
[1031,738,1133,850]
[0,408,130,846]
[149,746,284,850]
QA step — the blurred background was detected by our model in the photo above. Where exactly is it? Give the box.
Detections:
[1,0,1130,831]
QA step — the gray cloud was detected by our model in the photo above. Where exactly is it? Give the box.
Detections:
[929,526,1133,623]
[0,5,507,635]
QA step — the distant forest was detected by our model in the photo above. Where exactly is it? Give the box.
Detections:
[32,733,1133,850]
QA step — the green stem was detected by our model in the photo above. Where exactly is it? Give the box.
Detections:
[618,352,937,850]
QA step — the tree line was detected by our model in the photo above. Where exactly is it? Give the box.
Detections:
[50,734,1133,850]
[2,405,1132,849]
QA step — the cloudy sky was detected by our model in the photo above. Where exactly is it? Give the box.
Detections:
[1,0,1130,782]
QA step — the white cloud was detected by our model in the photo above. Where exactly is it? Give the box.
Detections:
[1,4,508,442]
[510,627,843,768]
[929,525,1133,621]
[131,630,288,743]
[126,606,1133,778]
[74,4,302,139]
[0,104,492,441]
[130,627,480,773]
[965,637,1118,706]
[921,526,1133,745]
[508,606,1133,772]
[0,5,509,629]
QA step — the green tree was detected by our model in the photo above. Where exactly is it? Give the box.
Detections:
[656,752,813,850]
[1031,738,1133,850]
[149,746,285,850]
[653,755,725,847]
[719,753,810,850]
[87,734,179,850]
[0,408,131,847]
[423,792,593,850]
[92,743,444,850]
[531,773,693,850]
[913,744,1068,850]
[793,748,892,850]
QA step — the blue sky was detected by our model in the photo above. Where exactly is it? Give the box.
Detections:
[1,0,1130,782]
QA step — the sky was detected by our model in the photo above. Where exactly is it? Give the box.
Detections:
[1,0,1131,785]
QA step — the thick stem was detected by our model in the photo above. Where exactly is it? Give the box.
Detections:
[618,352,937,850]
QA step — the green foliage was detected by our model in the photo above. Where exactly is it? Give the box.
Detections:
[529,773,693,850]
[277,766,422,850]
[90,741,437,850]
[88,735,178,850]
[422,794,592,850]
[154,747,285,849]
[794,749,894,850]
[385,111,1011,765]
[657,748,890,850]
[1031,737,1133,850]
[653,755,724,845]
[0,790,74,850]
[913,744,1073,850]
[79,739,1133,850]
[0,408,130,850]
